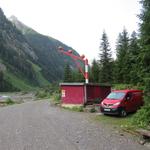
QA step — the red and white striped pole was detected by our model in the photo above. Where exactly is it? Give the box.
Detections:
[85,58,89,84]
[58,46,89,84]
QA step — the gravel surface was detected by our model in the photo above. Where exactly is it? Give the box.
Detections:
[0,100,149,150]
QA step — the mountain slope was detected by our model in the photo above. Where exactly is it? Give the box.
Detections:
[0,8,41,90]
[9,15,78,82]
[0,8,78,91]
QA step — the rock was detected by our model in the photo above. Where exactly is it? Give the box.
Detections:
[139,140,146,145]
[120,133,124,136]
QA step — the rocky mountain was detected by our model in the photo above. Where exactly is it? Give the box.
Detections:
[0,8,78,91]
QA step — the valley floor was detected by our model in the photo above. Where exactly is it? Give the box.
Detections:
[0,100,149,150]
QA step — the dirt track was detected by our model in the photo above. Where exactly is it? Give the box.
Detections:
[0,100,149,150]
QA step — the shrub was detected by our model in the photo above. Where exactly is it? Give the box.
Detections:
[6,98,15,105]
[112,84,133,90]
[51,92,61,104]
[112,84,144,91]
[71,106,84,112]
[93,98,102,104]
[144,78,150,96]
[131,97,150,129]
[35,84,60,99]
[63,106,84,112]
[90,108,96,113]
[35,90,48,99]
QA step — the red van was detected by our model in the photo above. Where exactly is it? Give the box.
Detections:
[100,89,144,117]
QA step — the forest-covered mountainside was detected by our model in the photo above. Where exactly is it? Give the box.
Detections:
[9,15,78,81]
[0,8,78,91]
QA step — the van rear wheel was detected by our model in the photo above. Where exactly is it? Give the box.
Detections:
[120,109,127,117]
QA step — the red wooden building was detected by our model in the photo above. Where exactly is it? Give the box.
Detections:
[60,83,111,107]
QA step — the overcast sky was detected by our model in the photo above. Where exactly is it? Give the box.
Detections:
[0,0,141,62]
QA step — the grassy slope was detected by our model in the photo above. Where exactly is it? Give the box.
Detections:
[4,71,34,91]
[30,62,50,86]
[1,58,50,91]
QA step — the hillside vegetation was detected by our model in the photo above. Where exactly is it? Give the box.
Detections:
[0,8,79,91]
[89,0,150,129]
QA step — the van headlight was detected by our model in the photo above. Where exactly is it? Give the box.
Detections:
[113,102,121,106]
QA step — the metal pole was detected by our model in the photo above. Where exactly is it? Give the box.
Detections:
[85,59,89,84]
[58,46,89,84]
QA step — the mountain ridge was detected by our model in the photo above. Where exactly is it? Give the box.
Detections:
[0,8,79,91]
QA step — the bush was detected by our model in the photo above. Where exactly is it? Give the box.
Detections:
[112,84,134,90]
[6,98,15,105]
[63,106,84,112]
[35,90,49,99]
[71,106,84,112]
[93,98,102,104]
[35,84,60,99]
[112,84,145,91]
[51,92,61,104]
[90,108,96,113]
[144,78,150,96]
[132,97,150,129]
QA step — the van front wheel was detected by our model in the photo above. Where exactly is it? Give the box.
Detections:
[120,109,127,117]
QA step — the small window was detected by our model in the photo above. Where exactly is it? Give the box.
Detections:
[126,93,132,100]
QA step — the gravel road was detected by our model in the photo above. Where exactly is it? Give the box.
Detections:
[0,100,149,150]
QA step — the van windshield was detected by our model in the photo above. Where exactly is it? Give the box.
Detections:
[107,92,125,100]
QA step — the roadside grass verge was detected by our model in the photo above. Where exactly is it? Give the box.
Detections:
[62,106,84,112]
[131,100,150,130]
[94,114,135,130]
[5,98,15,105]
[94,114,138,134]
[0,98,19,107]
[35,90,50,99]
[35,84,60,101]
[94,108,150,134]
[50,92,61,105]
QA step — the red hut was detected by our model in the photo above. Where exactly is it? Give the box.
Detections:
[60,83,111,107]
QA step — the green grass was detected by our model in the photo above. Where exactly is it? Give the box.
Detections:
[35,90,50,99]
[4,71,34,91]
[63,106,84,112]
[5,98,15,105]
[131,100,150,130]
[50,92,61,105]
[1,58,49,91]
[94,114,135,130]
[3,61,50,91]
[30,62,50,86]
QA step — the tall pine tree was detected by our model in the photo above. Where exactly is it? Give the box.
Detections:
[128,31,141,84]
[99,31,113,83]
[63,63,72,82]
[138,0,150,93]
[115,28,130,83]
[72,70,84,82]
[138,0,150,78]
[90,59,99,83]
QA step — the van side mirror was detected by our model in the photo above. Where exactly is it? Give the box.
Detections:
[125,93,132,101]
[126,96,130,101]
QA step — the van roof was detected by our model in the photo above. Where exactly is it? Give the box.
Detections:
[112,89,143,93]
